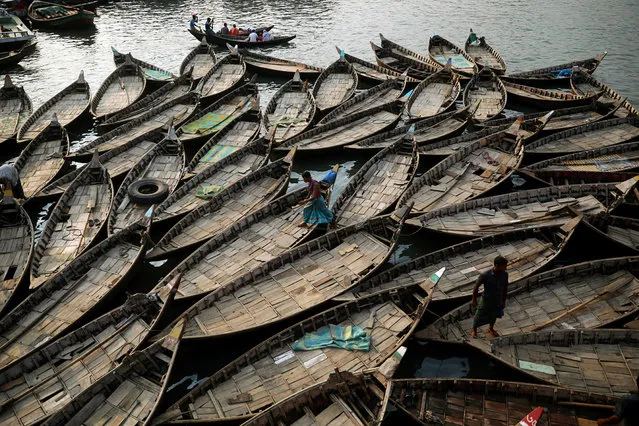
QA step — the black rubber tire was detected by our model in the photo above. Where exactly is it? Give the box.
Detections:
[127,178,169,204]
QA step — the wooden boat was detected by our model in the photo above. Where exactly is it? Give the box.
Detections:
[187,25,274,42]
[264,70,316,144]
[0,75,32,146]
[526,116,639,157]
[207,31,296,48]
[68,92,198,160]
[407,181,627,235]
[0,39,37,69]
[150,166,340,300]
[274,101,403,152]
[351,220,580,302]
[428,34,478,76]
[90,54,146,120]
[502,52,607,87]
[186,109,261,177]
[332,134,418,227]
[107,129,185,236]
[13,115,68,199]
[176,79,258,145]
[521,168,639,187]
[155,277,429,423]
[384,378,619,426]
[312,54,358,113]
[147,148,295,259]
[28,1,95,29]
[398,127,525,216]
[503,80,602,109]
[467,329,639,396]
[379,33,439,70]
[345,102,479,151]
[0,217,153,371]
[336,45,420,84]
[406,63,461,120]
[45,320,185,426]
[0,197,33,317]
[179,37,217,82]
[464,34,506,74]
[571,69,638,117]
[97,70,193,133]
[421,256,639,342]
[239,49,324,79]
[112,47,176,83]
[196,46,247,104]
[30,152,113,289]
[476,101,622,133]
[240,372,384,426]
[318,74,407,125]
[585,214,639,252]
[462,67,506,121]
[16,71,90,144]
[0,10,35,51]
[370,41,437,81]
[154,136,270,224]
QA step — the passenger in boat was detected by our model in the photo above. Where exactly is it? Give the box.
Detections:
[204,18,212,33]
[247,30,258,43]
[470,256,508,338]
[0,164,25,200]
[297,171,334,228]
[468,28,479,45]
[189,14,199,31]
[262,29,273,42]
[229,24,239,36]
[220,22,229,35]
[598,376,639,425]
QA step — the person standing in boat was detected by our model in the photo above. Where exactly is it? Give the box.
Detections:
[470,256,509,338]
[204,18,212,34]
[220,22,229,35]
[0,164,25,201]
[297,171,333,228]
[247,30,259,43]
[189,14,199,31]
[262,28,273,42]
[598,376,639,425]
[468,28,479,45]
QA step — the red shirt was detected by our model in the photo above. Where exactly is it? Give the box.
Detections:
[229,27,239,35]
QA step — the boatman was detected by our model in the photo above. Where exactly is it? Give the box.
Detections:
[598,376,639,425]
[189,14,199,31]
[247,30,258,43]
[468,28,479,45]
[204,17,212,34]
[470,256,509,338]
[0,164,25,201]
[220,22,229,35]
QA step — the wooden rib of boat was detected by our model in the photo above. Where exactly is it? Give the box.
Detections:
[428,34,478,76]
[196,46,247,104]
[502,52,607,86]
[464,34,507,74]
[463,67,506,121]
[274,101,403,152]
[241,372,384,426]
[150,166,340,300]
[177,79,258,145]
[187,25,274,42]
[45,320,185,426]
[97,70,193,133]
[503,80,602,109]
[147,149,295,259]
[264,70,316,144]
[239,49,324,79]
[421,256,639,342]
[407,63,460,120]
[370,41,436,81]
[179,37,217,82]
[352,220,580,302]
[312,54,358,113]
[154,136,270,224]
[187,109,261,177]
[476,101,622,133]
[585,214,639,252]
[332,134,418,227]
[0,218,152,371]
[0,76,32,146]
[345,102,479,151]
[571,69,638,117]
[0,39,37,69]
[28,1,95,29]
[30,152,113,289]
[14,115,68,200]
[207,32,296,48]
[379,33,440,70]
[112,47,176,83]
[68,92,198,160]
[16,71,90,144]
[318,74,407,125]
[155,278,429,423]
[398,128,525,216]
[90,55,146,120]
[468,329,639,397]
[0,198,33,317]
[336,45,420,84]
[526,116,639,156]
[107,129,185,236]
[407,181,626,235]
[384,378,619,426]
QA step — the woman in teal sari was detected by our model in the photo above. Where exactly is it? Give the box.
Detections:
[297,171,333,227]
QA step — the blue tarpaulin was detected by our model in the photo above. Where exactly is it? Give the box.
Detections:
[292,325,370,352]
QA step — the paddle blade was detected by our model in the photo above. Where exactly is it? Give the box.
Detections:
[519,407,543,426]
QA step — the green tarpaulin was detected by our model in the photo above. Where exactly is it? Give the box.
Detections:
[200,145,239,164]
[180,113,233,135]
[292,325,370,352]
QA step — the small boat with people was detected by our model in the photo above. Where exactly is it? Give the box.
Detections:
[206,29,296,48]
[187,23,273,41]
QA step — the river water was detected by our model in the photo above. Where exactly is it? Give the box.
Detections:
[2,0,639,418]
